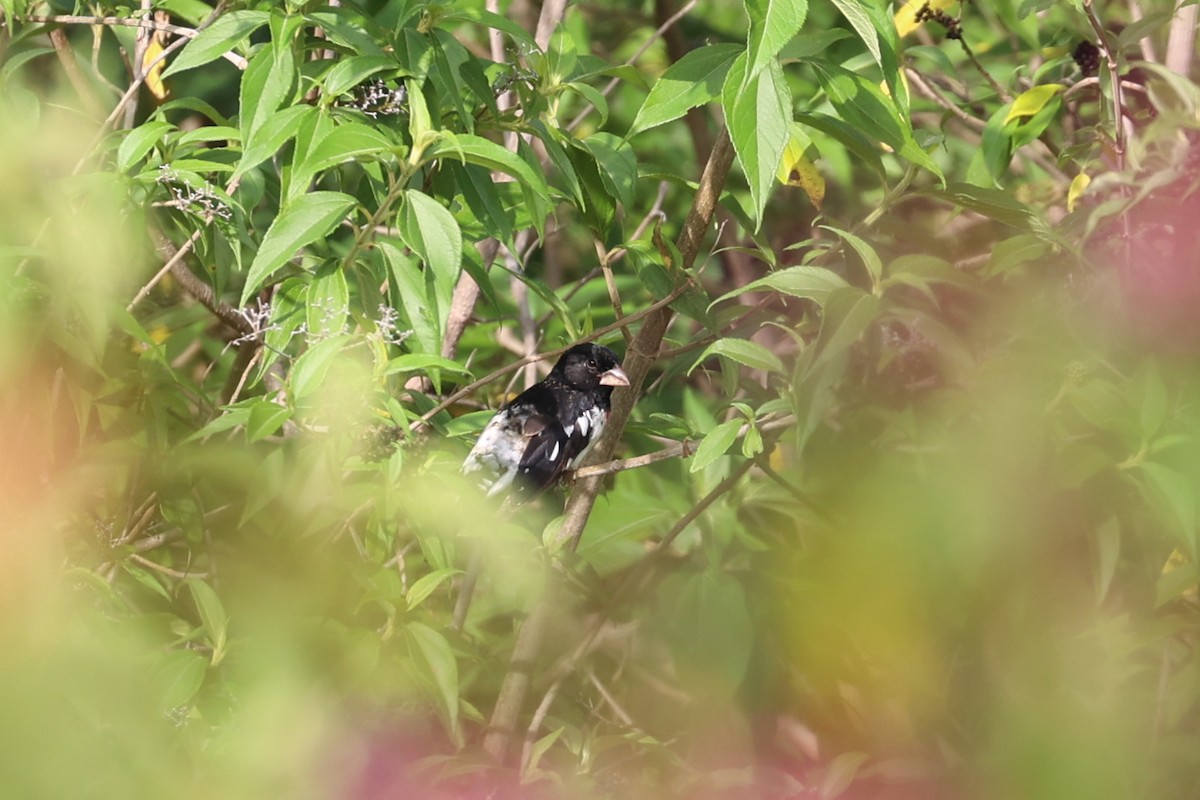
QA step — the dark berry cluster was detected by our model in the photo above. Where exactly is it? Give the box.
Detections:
[914,3,962,39]
[344,79,408,119]
[1073,40,1100,77]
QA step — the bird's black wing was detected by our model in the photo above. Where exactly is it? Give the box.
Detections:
[518,387,607,488]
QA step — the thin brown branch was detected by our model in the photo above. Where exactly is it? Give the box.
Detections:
[658,457,755,549]
[129,553,209,579]
[146,227,253,335]
[573,414,796,479]
[1081,0,1126,169]
[905,66,986,131]
[567,0,698,132]
[959,37,1011,103]
[417,280,693,426]
[48,27,106,118]
[483,127,735,767]
[595,240,631,344]
[23,14,248,68]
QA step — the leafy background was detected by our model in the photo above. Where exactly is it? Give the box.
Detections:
[1,0,1199,796]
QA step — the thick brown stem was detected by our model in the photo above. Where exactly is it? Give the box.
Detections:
[481,128,735,763]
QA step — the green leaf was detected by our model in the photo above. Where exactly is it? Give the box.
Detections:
[290,333,353,403]
[320,55,400,98]
[235,105,312,179]
[794,111,885,179]
[239,39,296,147]
[820,224,882,287]
[162,10,268,77]
[246,398,291,442]
[582,133,637,210]
[1139,462,1197,556]
[405,568,461,610]
[304,11,386,57]
[523,728,564,778]
[442,6,537,52]
[398,190,462,290]
[117,120,173,172]
[812,287,880,368]
[690,418,744,472]
[745,0,808,82]
[384,354,473,377]
[723,54,792,229]
[811,61,941,179]
[241,191,356,304]
[1003,84,1064,125]
[306,266,349,337]
[920,183,1049,233]
[629,43,743,138]
[713,265,850,306]
[305,122,395,174]
[693,338,785,375]
[665,571,754,695]
[152,649,208,713]
[406,622,462,746]
[829,0,882,70]
[380,243,440,354]
[423,133,549,197]
[741,423,764,458]
[186,579,228,666]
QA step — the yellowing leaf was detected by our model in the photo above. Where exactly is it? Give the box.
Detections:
[777,123,825,209]
[1003,84,1064,125]
[143,38,168,100]
[1067,172,1091,212]
[895,0,956,37]
[142,16,172,101]
[878,70,908,99]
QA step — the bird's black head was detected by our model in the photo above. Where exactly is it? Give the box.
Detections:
[550,343,630,391]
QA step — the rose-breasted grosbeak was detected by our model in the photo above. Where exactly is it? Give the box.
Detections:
[463,343,630,497]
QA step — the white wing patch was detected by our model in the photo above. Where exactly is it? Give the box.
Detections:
[462,408,527,496]
[567,407,608,469]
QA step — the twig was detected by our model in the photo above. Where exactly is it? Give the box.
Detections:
[959,38,1011,103]
[658,458,755,549]
[567,0,698,132]
[905,67,986,131]
[1081,0,1126,170]
[48,27,106,118]
[1062,76,1148,101]
[129,552,209,579]
[417,280,693,426]
[572,414,796,479]
[127,228,202,311]
[572,442,691,479]
[595,240,631,344]
[22,14,248,68]
[482,128,736,766]
[146,228,253,335]
[587,667,635,726]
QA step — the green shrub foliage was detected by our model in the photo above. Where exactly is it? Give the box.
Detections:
[1,0,1199,796]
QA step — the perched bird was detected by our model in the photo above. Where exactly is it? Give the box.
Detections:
[463,343,630,497]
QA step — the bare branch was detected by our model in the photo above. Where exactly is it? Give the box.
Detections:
[23,14,248,68]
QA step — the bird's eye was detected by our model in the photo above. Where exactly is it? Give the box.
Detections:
[587,359,598,369]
